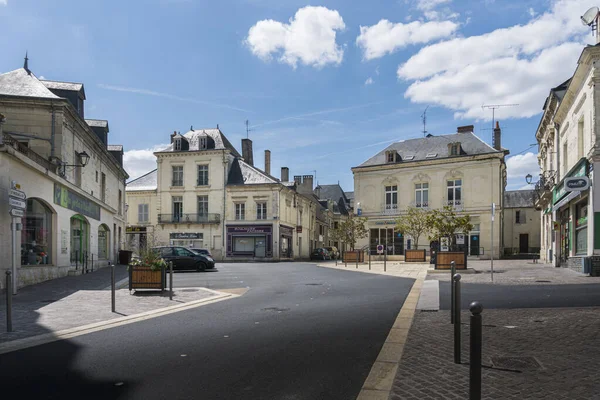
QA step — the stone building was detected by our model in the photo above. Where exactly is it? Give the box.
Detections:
[503,190,541,256]
[0,60,128,289]
[352,125,508,259]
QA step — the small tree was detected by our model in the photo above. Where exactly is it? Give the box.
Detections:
[427,206,473,249]
[330,213,368,251]
[394,207,431,249]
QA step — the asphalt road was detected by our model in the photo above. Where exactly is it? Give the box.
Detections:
[0,262,413,400]
[438,281,600,309]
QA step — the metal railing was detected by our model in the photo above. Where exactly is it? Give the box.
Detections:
[158,213,221,224]
[2,132,57,173]
[381,204,400,215]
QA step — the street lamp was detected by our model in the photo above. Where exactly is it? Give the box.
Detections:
[525,174,533,185]
[59,150,90,176]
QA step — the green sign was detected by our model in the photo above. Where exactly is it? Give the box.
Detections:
[54,183,101,220]
[553,158,588,205]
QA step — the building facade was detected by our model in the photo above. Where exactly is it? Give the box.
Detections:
[503,190,541,256]
[0,62,127,289]
[352,125,507,259]
[126,130,313,261]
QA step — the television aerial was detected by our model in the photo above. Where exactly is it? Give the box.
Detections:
[581,7,599,36]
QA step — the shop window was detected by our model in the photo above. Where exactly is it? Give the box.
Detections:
[21,198,53,265]
[576,201,588,255]
[98,225,109,260]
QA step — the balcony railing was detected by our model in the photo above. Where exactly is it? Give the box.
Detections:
[445,199,463,210]
[381,203,400,215]
[158,213,220,224]
[2,132,57,173]
[410,201,430,209]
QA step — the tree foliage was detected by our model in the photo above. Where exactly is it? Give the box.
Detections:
[330,213,369,250]
[394,207,431,249]
[426,206,473,246]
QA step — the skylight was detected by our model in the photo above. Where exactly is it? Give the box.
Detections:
[425,153,437,158]
[404,155,415,160]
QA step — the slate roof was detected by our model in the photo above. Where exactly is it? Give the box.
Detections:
[316,184,351,215]
[40,79,85,97]
[86,119,109,128]
[157,128,241,157]
[345,191,354,201]
[227,158,278,185]
[0,68,61,99]
[356,131,499,168]
[126,169,157,191]
[504,190,535,208]
[107,145,123,151]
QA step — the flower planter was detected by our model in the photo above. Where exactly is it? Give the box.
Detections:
[405,249,426,262]
[129,265,165,291]
[435,251,467,270]
[343,250,364,263]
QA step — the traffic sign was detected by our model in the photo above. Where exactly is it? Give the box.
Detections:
[377,245,384,254]
[9,197,26,210]
[9,188,26,200]
[9,208,24,217]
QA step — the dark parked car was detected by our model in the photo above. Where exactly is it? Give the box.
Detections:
[190,248,213,258]
[324,246,339,260]
[152,246,215,271]
[310,248,331,261]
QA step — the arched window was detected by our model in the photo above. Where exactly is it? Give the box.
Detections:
[98,224,110,259]
[22,198,53,265]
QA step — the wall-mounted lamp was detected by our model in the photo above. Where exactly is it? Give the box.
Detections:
[525,174,533,185]
[60,151,90,176]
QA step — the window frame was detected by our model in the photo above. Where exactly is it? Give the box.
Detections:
[235,203,246,220]
[197,195,208,217]
[256,202,267,220]
[197,165,209,186]
[385,185,398,209]
[172,165,184,187]
[138,203,149,223]
[415,183,429,208]
[446,179,462,206]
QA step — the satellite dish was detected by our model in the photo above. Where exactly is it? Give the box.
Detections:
[581,6,599,26]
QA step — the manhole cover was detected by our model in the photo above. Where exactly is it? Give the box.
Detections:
[305,283,323,286]
[491,356,542,371]
[535,280,551,283]
[262,307,290,312]
[180,289,198,292]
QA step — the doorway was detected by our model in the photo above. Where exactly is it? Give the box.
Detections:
[520,234,529,254]
[470,235,480,256]
[255,238,266,257]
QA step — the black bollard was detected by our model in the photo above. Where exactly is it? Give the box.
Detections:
[6,271,13,332]
[453,273,461,364]
[469,301,483,400]
[169,261,174,301]
[110,262,116,313]
[384,250,387,272]
[369,250,371,270]
[450,261,456,324]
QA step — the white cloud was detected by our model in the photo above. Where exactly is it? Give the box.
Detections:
[398,0,597,120]
[356,19,459,60]
[0,0,7,5]
[415,0,457,21]
[123,144,168,181]
[245,6,345,68]
[506,152,540,185]
[365,77,374,85]
[528,7,536,18]
[416,0,451,11]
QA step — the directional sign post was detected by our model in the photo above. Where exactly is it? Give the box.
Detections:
[8,185,26,295]
[9,188,26,200]
[9,197,26,210]
[9,209,24,217]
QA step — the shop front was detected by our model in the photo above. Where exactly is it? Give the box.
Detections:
[227,225,273,258]
[170,232,204,248]
[369,220,404,255]
[280,225,293,258]
[21,198,53,266]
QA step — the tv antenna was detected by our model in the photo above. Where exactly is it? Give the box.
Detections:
[421,106,429,137]
[245,120,253,139]
[482,103,518,147]
[581,6,599,38]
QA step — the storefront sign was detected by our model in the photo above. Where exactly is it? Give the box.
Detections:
[54,183,101,220]
[170,232,202,239]
[565,176,590,192]
[553,158,589,205]
[127,226,147,233]
[374,220,395,225]
[280,225,294,237]
[227,225,272,234]
[296,226,303,233]
[61,229,68,254]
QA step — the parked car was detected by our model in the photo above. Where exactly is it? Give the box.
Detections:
[310,248,331,261]
[324,246,339,260]
[190,248,213,258]
[152,246,215,271]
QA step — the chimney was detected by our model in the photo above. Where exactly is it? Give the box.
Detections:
[170,130,177,143]
[281,167,289,182]
[241,138,253,166]
[493,121,502,151]
[264,150,271,175]
[302,175,313,191]
[315,185,321,199]
[457,125,474,134]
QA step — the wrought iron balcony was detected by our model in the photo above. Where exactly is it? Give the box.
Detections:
[444,199,463,210]
[381,203,400,215]
[158,213,220,224]
[410,201,430,209]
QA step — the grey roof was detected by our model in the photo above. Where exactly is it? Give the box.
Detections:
[157,128,241,157]
[356,131,498,168]
[0,68,61,99]
[227,158,278,185]
[107,145,123,151]
[316,184,350,215]
[40,79,84,94]
[504,190,535,208]
[126,169,157,191]
[345,191,354,200]
[86,119,108,128]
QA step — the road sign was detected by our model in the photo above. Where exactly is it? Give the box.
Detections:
[9,197,26,209]
[377,245,384,254]
[9,209,24,217]
[9,188,26,200]
[565,176,590,192]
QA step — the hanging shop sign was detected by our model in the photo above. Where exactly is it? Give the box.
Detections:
[564,176,590,192]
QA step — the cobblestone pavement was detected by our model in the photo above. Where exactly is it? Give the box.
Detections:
[391,308,600,399]
[429,259,600,285]
[317,261,429,280]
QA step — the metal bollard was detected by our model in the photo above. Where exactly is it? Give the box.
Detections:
[169,261,173,301]
[469,301,483,400]
[91,253,94,273]
[6,271,13,332]
[450,261,456,324]
[356,251,359,269]
[344,251,347,268]
[384,250,387,272]
[453,273,461,364]
[110,262,116,313]
[369,251,371,270]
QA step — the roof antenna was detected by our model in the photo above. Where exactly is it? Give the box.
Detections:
[245,120,253,139]
[24,51,30,75]
[482,103,518,147]
[421,106,429,137]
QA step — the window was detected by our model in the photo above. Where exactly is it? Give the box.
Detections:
[450,143,460,156]
[174,138,182,151]
[447,179,462,206]
[199,137,207,149]
[172,165,183,186]
[174,247,194,257]
[118,190,122,215]
[563,142,568,177]
[578,117,584,159]
[415,183,429,207]
[98,225,109,260]
[101,173,106,202]
[385,185,398,210]
[576,200,588,255]
[257,202,267,220]
[197,165,209,186]
[235,203,245,220]
[334,221,339,230]
[197,196,208,217]
[386,151,395,163]
[138,204,149,223]
[515,210,526,224]
[173,196,183,222]
[21,198,53,265]
[95,171,98,182]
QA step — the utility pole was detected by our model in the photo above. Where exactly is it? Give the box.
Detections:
[481,104,518,147]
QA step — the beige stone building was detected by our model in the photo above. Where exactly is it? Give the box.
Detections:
[502,190,541,256]
[352,125,507,259]
[126,130,314,261]
[0,61,128,289]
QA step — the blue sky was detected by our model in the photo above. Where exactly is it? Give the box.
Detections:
[0,0,597,192]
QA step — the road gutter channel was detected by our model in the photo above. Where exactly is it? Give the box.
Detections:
[356,275,426,400]
[0,289,239,355]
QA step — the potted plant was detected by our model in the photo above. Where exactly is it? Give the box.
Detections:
[128,248,167,291]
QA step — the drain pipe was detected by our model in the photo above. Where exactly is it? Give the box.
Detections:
[222,149,227,261]
[50,102,56,158]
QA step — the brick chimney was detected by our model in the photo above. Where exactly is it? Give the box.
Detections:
[241,138,253,166]
[170,130,177,143]
[493,121,502,151]
[281,167,289,182]
[264,150,271,175]
[457,125,474,134]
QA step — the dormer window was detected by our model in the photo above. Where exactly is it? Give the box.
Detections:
[199,137,207,150]
[448,142,461,156]
[386,151,399,163]
[174,138,182,151]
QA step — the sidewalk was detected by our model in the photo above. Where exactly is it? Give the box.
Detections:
[317,260,429,280]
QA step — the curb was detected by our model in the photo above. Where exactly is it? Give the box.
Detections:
[0,289,238,355]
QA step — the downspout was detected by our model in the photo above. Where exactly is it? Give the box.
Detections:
[553,122,560,267]
[222,150,227,261]
[51,102,56,158]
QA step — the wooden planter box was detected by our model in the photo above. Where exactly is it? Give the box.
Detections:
[435,252,467,270]
[405,249,426,262]
[129,265,165,291]
[343,251,364,263]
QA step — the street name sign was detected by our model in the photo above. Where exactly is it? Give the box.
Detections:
[10,209,24,217]
[9,197,26,209]
[9,188,26,200]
